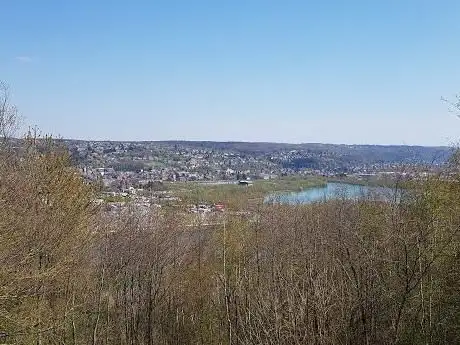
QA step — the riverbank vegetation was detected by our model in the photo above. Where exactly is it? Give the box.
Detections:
[327,174,404,188]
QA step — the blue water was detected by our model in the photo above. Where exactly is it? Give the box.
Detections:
[265,182,398,204]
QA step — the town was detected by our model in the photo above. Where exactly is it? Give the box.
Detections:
[61,139,451,212]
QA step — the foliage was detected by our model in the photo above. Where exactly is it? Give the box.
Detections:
[0,134,94,344]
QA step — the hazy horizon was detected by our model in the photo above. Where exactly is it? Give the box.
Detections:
[2,1,460,146]
[50,137,450,148]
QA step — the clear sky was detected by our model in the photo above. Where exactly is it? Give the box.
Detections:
[1,0,459,145]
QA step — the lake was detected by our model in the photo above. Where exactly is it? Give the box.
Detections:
[265,182,399,204]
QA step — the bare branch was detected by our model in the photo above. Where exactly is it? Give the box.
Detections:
[441,94,460,118]
[0,81,20,142]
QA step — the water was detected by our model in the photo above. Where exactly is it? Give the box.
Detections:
[265,182,398,204]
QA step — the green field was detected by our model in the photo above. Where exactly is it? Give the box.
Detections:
[167,176,326,209]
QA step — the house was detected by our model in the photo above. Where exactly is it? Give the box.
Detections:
[214,202,225,212]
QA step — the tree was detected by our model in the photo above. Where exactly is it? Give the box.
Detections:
[0,133,94,344]
[0,83,94,344]
[442,94,460,118]
[0,81,20,142]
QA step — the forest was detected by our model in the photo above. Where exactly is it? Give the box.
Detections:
[1,83,460,345]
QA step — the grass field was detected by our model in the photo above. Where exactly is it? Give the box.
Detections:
[166,176,326,210]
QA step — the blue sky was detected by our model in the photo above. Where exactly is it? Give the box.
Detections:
[1,0,460,145]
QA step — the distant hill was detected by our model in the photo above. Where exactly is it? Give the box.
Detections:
[60,139,453,170]
[149,141,452,163]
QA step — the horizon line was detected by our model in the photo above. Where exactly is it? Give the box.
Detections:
[45,137,451,148]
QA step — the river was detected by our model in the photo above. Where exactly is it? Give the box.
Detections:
[264,182,399,204]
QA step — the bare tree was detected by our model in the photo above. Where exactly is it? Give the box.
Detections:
[0,81,20,142]
[441,94,460,118]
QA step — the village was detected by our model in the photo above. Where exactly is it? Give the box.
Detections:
[64,140,450,216]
